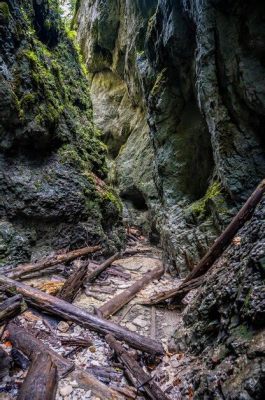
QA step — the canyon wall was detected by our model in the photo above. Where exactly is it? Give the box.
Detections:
[77,0,265,275]
[0,0,123,268]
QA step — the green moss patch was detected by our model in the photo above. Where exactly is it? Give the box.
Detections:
[0,2,10,23]
[187,181,226,220]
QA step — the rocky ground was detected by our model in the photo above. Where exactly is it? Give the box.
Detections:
[1,200,265,400]
[0,235,188,400]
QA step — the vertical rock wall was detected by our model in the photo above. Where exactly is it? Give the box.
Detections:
[0,0,123,268]
[77,0,265,275]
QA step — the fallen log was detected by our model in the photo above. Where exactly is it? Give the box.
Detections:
[0,294,24,324]
[86,253,120,283]
[7,245,101,280]
[99,266,164,318]
[59,261,88,302]
[145,276,204,305]
[71,369,125,400]
[106,334,169,400]
[185,178,265,282]
[0,348,12,380]
[149,178,265,304]
[6,322,74,378]
[61,336,93,348]
[1,276,164,355]
[18,353,58,400]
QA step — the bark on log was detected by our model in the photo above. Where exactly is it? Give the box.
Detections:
[106,334,169,400]
[0,294,24,324]
[149,178,265,304]
[86,253,120,283]
[0,348,12,380]
[61,337,93,348]
[18,353,58,400]
[146,276,204,305]
[1,276,164,355]
[99,266,164,318]
[71,369,125,400]
[7,245,101,280]
[58,261,88,302]
[6,322,74,377]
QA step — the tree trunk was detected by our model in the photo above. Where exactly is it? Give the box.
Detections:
[87,253,120,283]
[1,276,164,356]
[6,322,74,378]
[7,245,101,280]
[18,353,58,400]
[106,334,170,400]
[99,266,164,318]
[0,294,24,324]
[58,261,88,302]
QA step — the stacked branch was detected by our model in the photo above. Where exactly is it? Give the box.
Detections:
[0,276,164,355]
[58,261,88,302]
[7,245,101,280]
[106,334,169,400]
[18,353,58,400]
[6,322,74,377]
[7,322,124,399]
[99,265,164,318]
[148,178,265,304]
[0,294,24,324]
[87,252,120,283]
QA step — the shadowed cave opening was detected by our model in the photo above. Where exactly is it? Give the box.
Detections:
[121,186,148,211]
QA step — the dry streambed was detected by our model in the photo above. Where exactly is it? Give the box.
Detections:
[0,237,194,400]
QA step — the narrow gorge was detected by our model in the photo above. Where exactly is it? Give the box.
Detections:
[0,1,264,399]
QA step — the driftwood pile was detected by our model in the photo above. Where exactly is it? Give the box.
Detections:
[0,178,264,399]
[0,241,166,399]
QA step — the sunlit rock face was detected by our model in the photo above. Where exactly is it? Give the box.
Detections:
[77,0,265,274]
[77,0,159,237]
[0,0,123,268]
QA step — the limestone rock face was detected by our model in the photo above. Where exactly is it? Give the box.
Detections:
[77,0,159,235]
[77,0,265,274]
[0,0,123,268]
[175,197,265,399]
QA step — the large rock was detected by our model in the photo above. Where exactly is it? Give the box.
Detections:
[0,0,123,268]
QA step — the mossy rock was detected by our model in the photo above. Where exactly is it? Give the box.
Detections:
[186,181,226,222]
[232,324,253,341]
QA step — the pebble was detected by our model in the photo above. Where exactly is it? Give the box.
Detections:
[126,323,137,332]
[133,317,147,327]
[59,384,73,397]
[57,321,70,333]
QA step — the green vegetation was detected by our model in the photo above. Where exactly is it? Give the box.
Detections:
[11,2,106,174]
[242,288,253,310]
[233,324,253,341]
[102,190,123,213]
[187,181,226,220]
[0,1,10,22]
